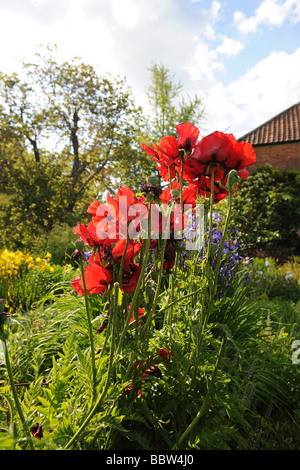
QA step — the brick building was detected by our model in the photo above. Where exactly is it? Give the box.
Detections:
[238,101,300,171]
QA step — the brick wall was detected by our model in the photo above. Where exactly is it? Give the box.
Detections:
[250,141,300,171]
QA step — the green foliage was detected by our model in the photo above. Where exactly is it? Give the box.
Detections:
[39,223,78,266]
[0,158,80,248]
[0,251,73,313]
[232,165,300,259]
[248,256,300,303]
[146,63,205,141]
[0,45,149,252]
[1,89,299,451]
[0,251,299,450]
[0,53,207,254]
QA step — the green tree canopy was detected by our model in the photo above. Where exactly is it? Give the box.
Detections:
[146,62,205,142]
[0,46,152,251]
[0,50,206,254]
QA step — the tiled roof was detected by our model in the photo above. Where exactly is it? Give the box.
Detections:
[239,102,300,145]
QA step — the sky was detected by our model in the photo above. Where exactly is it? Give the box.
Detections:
[0,0,299,138]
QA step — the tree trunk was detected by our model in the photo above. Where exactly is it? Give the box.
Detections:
[71,109,80,184]
[27,136,40,163]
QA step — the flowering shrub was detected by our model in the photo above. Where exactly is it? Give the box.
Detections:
[247,256,300,302]
[231,166,300,259]
[0,250,66,312]
[0,249,54,279]
[206,212,245,293]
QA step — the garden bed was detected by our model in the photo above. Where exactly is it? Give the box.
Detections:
[0,124,299,451]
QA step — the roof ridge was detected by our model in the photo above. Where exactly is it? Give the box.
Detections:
[239,101,300,144]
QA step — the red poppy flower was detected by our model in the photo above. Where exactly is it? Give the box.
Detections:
[88,200,121,242]
[30,423,43,439]
[224,135,256,179]
[121,264,141,293]
[142,138,179,182]
[184,131,256,183]
[159,182,197,233]
[115,185,148,222]
[77,237,141,294]
[184,152,226,182]
[89,187,148,240]
[72,261,113,295]
[142,135,179,164]
[74,221,104,247]
[128,304,145,325]
[87,198,101,216]
[142,133,181,181]
[155,135,180,161]
[112,238,143,272]
[175,122,200,152]
[160,181,197,206]
[158,348,174,361]
[190,176,229,203]
[142,123,200,182]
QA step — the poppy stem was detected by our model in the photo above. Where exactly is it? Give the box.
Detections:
[118,225,130,288]
[173,336,225,449]
[206,165,215,270]
[2,337,35,450]
[212,189,233,296]
[115,201,153,357]
[143,236,168,336]
[79,255,97,403]
[64,286,118,450]
[180,152,184,209]
[202,200,209,261]
[168,166,172,191]
[143,201,174,340]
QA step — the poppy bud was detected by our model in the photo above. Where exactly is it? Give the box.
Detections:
[170,188,180,198]
[0,311,11,341]
[140,182,162,198]
[74,239,85,251]
[71,249,82,262]
[226,169,239,191]
[147,175,160,186]
[30,423,43,439]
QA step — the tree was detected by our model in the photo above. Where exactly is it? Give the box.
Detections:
[0,46,151,250]
[146,63,205,141]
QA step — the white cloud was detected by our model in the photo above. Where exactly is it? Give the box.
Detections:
[111,0,139,28]
[234,0,300,34]
[109,0,174,28]
[185,41,224,82]
[0,0,226,112]
[216,36,245,56]
[0,0,299,142]
[203,47,300,137]
[0,0,118,76]
[211,0,221,19]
